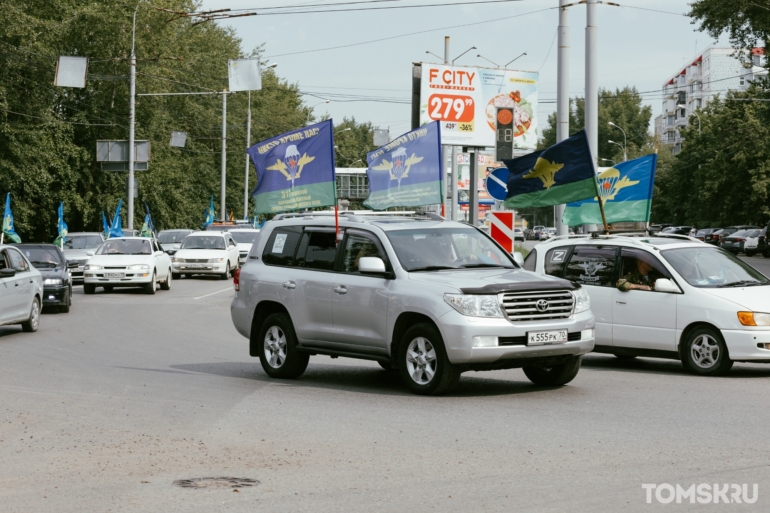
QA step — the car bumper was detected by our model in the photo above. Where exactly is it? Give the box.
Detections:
[173,263,228,274]
[436,309,595,365]
[722,329,770,361]
[42,285,69,305]
[231,295,253,339]
[84,271,153,285]
[69,266,85,282]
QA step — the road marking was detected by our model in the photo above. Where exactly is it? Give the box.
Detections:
[193,287,233,300]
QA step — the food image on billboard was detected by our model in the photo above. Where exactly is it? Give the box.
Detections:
[418,64,538,149]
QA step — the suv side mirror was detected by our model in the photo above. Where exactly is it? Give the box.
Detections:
[0,268,16,278]
[654,278,681,294]
[512,251,525,266]
[359,257,387,275]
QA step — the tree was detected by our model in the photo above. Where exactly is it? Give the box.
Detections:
[690,0,770,64]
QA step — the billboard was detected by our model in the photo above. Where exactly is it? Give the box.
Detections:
[418,64,538,149]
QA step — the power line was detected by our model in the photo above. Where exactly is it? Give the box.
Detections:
[0,107,118,127]
[205,0,523,16]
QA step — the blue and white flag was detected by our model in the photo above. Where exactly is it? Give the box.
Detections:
[54,202,68,246]
[102,212,111,239]
[2,192,21,243]
[247,119,336,214]
[202,195,215,229]
[364,121,442,210]
[109,198,124,238]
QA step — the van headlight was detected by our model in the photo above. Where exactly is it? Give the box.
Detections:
[573,288,590,314]
[737,311,770,326]
[444,294,503,317]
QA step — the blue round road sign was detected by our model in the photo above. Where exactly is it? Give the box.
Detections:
[485,167,509,201]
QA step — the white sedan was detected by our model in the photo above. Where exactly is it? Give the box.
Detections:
[171,232,239,280]
[229,229,261,265]
[0,244,43,332]
[83,237,172,294]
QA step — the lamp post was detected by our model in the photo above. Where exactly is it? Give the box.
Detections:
[476,54,500,68]
[608,121,627,161]
[244,62,277,219]
[677,103,701,135]
[608,140,626,162]
[600,157,617,167]
[127,6,139,230]
[306,99,330,124]
[452,46,477,65]
[504,52,527,68]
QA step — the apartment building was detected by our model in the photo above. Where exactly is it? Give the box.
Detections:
[654,47,766,154]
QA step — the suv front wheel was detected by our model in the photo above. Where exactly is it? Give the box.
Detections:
[398,323,460,395]
[257,313,309,379]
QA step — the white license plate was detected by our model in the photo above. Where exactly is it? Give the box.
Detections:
[527,330,568,346]
[188,263,207,268]
[104,272,124,279]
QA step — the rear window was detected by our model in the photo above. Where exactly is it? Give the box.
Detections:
[296,231,337,271]
[563,246,618,287]
[262,227,302,267]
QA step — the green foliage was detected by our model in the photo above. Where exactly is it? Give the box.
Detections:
[333,117,375,168]
[689,0,770,63]
[0,0,309,240]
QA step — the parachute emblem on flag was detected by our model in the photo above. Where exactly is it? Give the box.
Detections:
[266,144,315,188]
[596,168,639,202]
[371,147,424,188]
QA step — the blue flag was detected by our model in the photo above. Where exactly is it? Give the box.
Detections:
[502,130,598,208]
[247,119,337,214]
[109,199,124,238]
[143,200,156,235]
[364,121,443,210]
[54,202,68,247]
[2,192,21,244]
[563,154,658,225]
[102,212,111,239]
[202,195,215,229]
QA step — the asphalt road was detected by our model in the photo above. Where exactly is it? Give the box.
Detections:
[2,274,770,512]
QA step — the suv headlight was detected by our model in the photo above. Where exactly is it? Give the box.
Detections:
[738,311,770,326]
[84,264,102,270]
[208,258,224,263]
[127,264,150,270]
[573,288,590,314]
[444,294,503,317]
[43,278,62,285]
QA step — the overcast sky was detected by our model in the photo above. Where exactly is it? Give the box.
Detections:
[201,0,730,137]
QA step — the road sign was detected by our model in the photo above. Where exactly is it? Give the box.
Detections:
[489,211,515,252]
[485,167,509,201]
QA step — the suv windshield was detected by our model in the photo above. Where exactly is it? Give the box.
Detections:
[96,238,153,256]
[386,227,514,271]
[64,235,102,250]
[21,247,63,267]
[181,236,226,250]
[662,247,769,288]
[230,231,260,244]
[158,231,191,243]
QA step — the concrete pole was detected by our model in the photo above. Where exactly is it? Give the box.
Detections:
[127,9,137,230]
[221,90,227,221]
[469,149,479,226]
[442,36,450,217]
[585,0,599,232]
[244,91,251,220]
[554,0,570,236]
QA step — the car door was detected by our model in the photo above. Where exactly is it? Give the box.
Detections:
[0,250,15,323]
[329,230,391,352]
[152,240,170,279]
[612,248,677,353]
[561,245,619,348]
[227,235,239,268]
[259,226,304,319]
[5,248,34,320]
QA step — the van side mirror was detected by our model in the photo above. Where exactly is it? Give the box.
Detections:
[654,278,681,294]
[512,251,525,266]
[359,257,387,275]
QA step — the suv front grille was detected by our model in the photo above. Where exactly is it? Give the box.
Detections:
[500,290,575,322]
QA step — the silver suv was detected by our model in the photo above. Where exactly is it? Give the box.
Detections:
[230,212,595,395]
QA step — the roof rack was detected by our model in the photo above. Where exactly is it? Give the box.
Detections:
[270,210,445,222]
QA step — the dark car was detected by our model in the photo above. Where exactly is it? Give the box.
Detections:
[752,224,770,257]
[157,229,193,255]
[695,227,721,243]
[661,225,692,235]
[16,244,75,313]
[648,223,673,234]
[720,230,752,254]
[718,225,761,246]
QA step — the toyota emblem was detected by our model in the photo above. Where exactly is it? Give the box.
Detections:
[536,299,550,312]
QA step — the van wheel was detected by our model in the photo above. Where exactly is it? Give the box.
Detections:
[257,313,309,379]
[21,299,40,333]
[523,356,582,386]
[398,323,460,395]
[681,327,733,376]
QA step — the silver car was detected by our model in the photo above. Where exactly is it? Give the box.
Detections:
[230,213,595,395]
[62,232,105,283]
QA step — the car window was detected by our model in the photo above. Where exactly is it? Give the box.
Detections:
[522,248,537,272]
[0,251,8,269]
[298,231,337,271]
[342,233,385,273]
[21,247,63,268]
[662,246,768,288]
[618,248,671,291]
[97,238,153,255]
[6,248,29,272]
[544,247,572,277]
[229,238,237,247]
[180,236,226,250]
[64,235,102,250]
[262,226,303,267]
[157,231,191,243]
[230,231,260,244]
[563,246,618,287]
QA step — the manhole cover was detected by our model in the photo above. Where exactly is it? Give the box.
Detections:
[173,477,260,489]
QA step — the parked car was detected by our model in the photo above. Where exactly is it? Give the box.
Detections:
[530,225,545,240]
[62,232,105,283]
[744,230,761,257]
[171,231,239,279]
[527,234,770,375]
[83,237,172,294]
[0,244,43,331]
[694,228,721,243]
[720,230,753,255]
[157,229,193,255]
[754,224,769,257]
[648,223,673,234]
[229,229,261,265]
[205,222,252,232]
[231,212,595,395]
[513,228,525,241]
[718,225,760,246]
[17,244,74,313]
[662,225,692,235]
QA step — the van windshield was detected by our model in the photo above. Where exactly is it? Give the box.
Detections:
[662,247,769,288]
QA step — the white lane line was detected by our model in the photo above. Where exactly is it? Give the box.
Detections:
[193,288,233,300]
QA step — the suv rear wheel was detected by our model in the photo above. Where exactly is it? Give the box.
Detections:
[398,323,459,395]
[257,313,309,379]
[523,356,582,386]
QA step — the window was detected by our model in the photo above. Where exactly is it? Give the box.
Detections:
[618,249,671,291]
[157,231,191,244]
[64,235,102,250]
[544,247,572,277]
[181,236,226,250]
[97,238,153,255]
[563,246,618,287]
[522,248,537,272]
[740,76,745,86]
[21,247,63,267]
[677,91,686,104]
[297,231,337,271]
[666,115,674,126]
[0,251,8,270]
[341,232,386,273]
[6,248,29,272]
[262,226,303,267]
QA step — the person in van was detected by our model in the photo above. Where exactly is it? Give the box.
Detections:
[616,257,664,292]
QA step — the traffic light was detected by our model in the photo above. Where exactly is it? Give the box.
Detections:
[495,107,514,161]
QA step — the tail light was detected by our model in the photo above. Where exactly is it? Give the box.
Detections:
[233,267,241,291]
[735,238,744,242]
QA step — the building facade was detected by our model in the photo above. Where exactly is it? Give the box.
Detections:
[655,47,765,154]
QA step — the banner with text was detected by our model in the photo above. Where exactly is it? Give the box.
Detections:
[247,119,336,214]
[364,121,442,210]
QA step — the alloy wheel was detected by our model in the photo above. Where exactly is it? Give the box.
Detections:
[405,337,437,385]
[30,300,39,330]
[264,326,287,368]
[691,334,720,369]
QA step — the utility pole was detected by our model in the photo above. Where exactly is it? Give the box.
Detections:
[221,90,227,221]
[244,91,251,220]
[442,36,450,218]
[585,0,599,173]
[555,0,570,236]
[128,7,138,230]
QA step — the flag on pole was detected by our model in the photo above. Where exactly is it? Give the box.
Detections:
[140,214,153,238]
[54,202,68,247]
[247,119,336,214]
[502,130,597,208]
[143,200,156,235]
[108,198,124,238]
[363,120,442,210]
[562,154,658,226]
[2,193,21,244]
[202,195,215,229]
[102,212,111,239]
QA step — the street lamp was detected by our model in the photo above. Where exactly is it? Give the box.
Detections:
[452,46,477,65]
[600,157,617,166]
[676,104,701,135]
[425,50,444,62]
[607,140,627,162]
[306,99,330,124]
[477,54,500,68]
[608,121,627,161]
[504,52,527,68]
